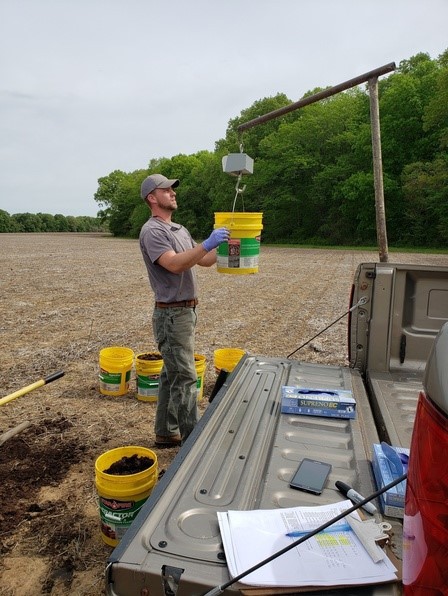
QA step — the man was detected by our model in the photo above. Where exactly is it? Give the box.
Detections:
[139,174,230,446]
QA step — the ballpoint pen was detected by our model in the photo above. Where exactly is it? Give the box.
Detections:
[296,389,338,396]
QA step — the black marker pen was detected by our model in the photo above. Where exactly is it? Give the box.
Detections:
[335,480,378,515]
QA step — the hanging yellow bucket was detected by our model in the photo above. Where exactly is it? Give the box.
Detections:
[214,212,263,274]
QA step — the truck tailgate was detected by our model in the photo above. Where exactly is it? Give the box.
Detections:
[106,356,400,596]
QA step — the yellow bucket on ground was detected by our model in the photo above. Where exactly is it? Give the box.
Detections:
[135,352,163,402]
[195,353,207,401]
[95,446,158,547]
[99,347,134,396]
[135,353,207,402]
[215,212,263,274]
[214,348,246,374]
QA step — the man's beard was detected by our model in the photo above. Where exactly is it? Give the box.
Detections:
[158,201,177,212]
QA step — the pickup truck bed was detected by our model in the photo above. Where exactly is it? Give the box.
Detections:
[350,262,448,448]
[106,263,448,596]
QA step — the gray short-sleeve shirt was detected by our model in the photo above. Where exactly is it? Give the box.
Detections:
[139,217,198,303]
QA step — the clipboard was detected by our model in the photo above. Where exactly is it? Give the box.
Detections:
[238,546,402,595]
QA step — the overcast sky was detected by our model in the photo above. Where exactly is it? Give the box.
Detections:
[1,0,447,217]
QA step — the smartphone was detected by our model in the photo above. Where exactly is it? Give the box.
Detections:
[289,458,332,494]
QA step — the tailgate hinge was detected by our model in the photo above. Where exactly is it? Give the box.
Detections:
[161,565,184,596]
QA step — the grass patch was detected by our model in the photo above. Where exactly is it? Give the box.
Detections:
[262,243,448,254]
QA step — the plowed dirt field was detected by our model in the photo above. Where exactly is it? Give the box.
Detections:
[0,233,445,595]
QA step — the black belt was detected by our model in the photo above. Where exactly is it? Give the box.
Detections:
[155,299,198,308]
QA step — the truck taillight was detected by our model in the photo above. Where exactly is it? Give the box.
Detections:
[403,390,448,594]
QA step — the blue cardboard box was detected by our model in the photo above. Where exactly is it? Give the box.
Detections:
[372,443,409,518]
[280,386,356,419]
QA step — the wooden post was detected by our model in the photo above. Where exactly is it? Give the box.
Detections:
[369,77,389,263]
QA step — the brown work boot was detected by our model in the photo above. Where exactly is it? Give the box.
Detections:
[155,434,182,447]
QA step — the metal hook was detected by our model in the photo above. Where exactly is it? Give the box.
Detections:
[232,174,246,213]
[235,174,246,194]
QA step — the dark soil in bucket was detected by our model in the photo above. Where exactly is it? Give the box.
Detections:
[104,454,154,475]
[138,353,162,361]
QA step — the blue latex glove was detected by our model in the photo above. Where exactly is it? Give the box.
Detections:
[202,227,230,252]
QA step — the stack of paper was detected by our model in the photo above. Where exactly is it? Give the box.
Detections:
[217,501,397,588]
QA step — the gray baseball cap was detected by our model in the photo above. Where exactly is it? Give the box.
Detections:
[140,174,179,199]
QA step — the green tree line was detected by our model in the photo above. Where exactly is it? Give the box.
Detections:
[0,211,106,233]
[95,51,448,248]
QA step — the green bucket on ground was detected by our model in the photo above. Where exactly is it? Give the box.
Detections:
[215,212,263,274]
[135,352,207,402]
[214,348,246,374]
[95,445,158,547]
[99,347,134,396]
